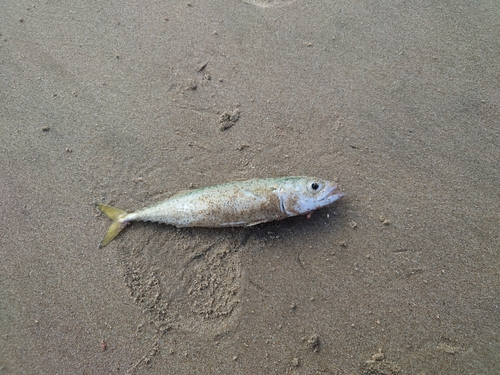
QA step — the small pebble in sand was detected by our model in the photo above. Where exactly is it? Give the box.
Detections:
[371,348,384,361]
[379,215,390,225]
[219,109,240,131]
[186,79,197,90]
[196,61,208,72]
[437,341,461,354]
[302,334,320,352]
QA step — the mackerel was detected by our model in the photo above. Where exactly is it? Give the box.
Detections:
[96,176,344,248]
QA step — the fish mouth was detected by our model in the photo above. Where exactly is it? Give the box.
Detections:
[322,183,345,201]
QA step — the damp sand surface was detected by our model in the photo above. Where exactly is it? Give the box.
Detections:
[1,1,499,374]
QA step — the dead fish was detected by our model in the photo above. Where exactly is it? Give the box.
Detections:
[96,176,344,248]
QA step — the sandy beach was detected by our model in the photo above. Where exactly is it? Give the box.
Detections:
[1,0,499,373]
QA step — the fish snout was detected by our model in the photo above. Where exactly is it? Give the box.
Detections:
[323,183,345,201]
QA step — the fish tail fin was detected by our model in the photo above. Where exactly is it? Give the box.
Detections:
[95,203,129,248]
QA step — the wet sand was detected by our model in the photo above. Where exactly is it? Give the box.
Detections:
[1,1,499,374]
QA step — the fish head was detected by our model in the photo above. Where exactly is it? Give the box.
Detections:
[279,177,344,216]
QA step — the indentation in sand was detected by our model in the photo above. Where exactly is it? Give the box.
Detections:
[119,225,243,335]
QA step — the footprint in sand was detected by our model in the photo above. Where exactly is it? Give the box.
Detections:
[118,224,243,336]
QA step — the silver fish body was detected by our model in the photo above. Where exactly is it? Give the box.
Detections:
[96,177,344,248]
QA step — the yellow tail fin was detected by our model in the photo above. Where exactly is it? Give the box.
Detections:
[95,203,129,248]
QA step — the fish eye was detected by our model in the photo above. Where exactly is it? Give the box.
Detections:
[307,181,322,194]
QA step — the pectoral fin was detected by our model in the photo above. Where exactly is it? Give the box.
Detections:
[246,220,267,227]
